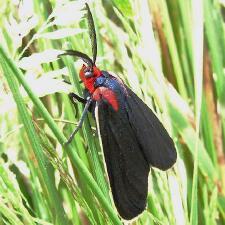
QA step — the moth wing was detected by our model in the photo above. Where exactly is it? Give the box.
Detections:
[125,87,177,170]
[95,98,150,220]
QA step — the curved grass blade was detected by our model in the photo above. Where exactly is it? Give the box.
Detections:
[0,44,122,225]
[0,58,68,225]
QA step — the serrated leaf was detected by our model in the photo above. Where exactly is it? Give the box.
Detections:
[37,28,85,40]
[4,15,38,49]
[26,77,70,97]
[18,49,64,70]
[42,67,69,78]
[51,0,85,18]
[50,1,86,26]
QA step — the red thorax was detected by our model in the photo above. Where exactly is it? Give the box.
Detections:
[79,64,119,111]
[79,64,102,93]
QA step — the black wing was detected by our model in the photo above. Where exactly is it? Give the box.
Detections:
[94,76,176,219]
[96,97,150,220]
[125,87,177,170]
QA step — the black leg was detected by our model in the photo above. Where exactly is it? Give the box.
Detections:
[69,92,87,105]
[65,97,93,144]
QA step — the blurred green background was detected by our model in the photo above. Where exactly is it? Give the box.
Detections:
[0,0,225,224]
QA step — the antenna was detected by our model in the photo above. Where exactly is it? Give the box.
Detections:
[60,50,93,67]
[59,3,97,68]
[85,3,97,65]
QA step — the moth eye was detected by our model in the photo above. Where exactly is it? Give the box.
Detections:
[84,71,93,78]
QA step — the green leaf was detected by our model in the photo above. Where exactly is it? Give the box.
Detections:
[112,0,133,17]
[37,28,85,40]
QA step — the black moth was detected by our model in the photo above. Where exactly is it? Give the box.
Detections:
[60,3,177,220]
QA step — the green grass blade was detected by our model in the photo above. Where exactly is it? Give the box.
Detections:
[190,1,204,224]
[0,53,68,225]
[0,44,121,225]
[61,50,110,202]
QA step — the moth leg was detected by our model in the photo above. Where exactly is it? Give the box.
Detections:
[69,92,87,105]
[65,97,93,145]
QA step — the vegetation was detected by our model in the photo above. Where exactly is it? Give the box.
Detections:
[0,0,224,224]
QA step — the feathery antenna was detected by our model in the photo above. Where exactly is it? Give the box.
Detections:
[85,3,97,65]
[60,50,93,67]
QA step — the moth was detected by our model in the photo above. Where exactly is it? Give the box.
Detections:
[60,3,176,220]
